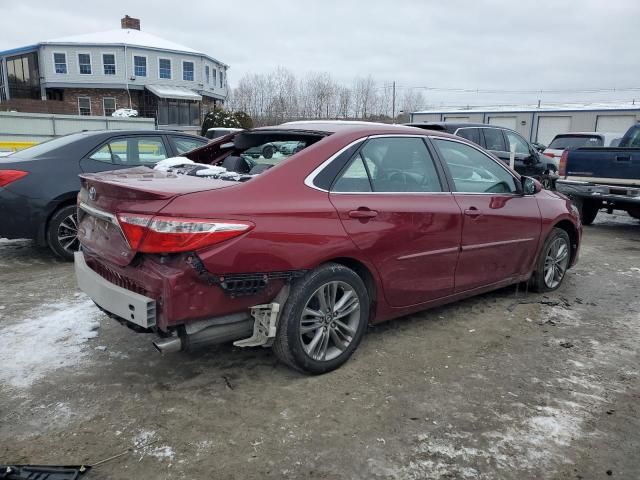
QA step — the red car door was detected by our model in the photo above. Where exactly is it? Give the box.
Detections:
[328,136,462,307]
[431,138,542,292]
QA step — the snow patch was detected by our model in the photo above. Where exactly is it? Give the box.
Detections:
[0,297,102,388]
[132,430,176,461]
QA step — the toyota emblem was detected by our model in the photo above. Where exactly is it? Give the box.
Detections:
[89,186,97,201]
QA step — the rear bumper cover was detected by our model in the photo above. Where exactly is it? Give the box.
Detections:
[75,251,157,328]
[557,180,640,205]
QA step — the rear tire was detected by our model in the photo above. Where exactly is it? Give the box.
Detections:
[47,205,79,261]
[530,228,571,293]
[273,263,369,374]
[580,200,601,225]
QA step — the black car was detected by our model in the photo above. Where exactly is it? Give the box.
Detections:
[405,122,557,189]
[0,130,207,259]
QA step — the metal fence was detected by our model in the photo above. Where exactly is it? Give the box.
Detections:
[0,111,156,153]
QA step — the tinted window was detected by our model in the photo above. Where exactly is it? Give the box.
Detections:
[359,137,442,192]
[505,131,530,155]
[90,136,168,165]
[172,136,207,154]
[482,128,506,151]
[548,135,604,149]
[433,139,517,194]
[456,128,480,145]
[625,127,640,147]
[332,156,372,192]
[11,134,84,159]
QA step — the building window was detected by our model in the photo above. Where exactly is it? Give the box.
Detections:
[78,53,92,75]
[220,69,224,88]
[134,56,147,77]
[159,58,171,79]
[205,65,210,84]
[183,61,194,81]
[103,97,116,116]
[212,68,216,85]
[103,54,116,75]
[6,52,41,99]
[78,97,91,116]
[53,52,67,74]
[157,98,200,126]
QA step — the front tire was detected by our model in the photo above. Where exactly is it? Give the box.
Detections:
[47,205,79,260]
[530,228,571,292]
[273,263,369,374]
[579,200,601,225]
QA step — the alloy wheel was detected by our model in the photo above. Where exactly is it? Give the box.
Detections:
[299,281,361,362]
[57,212,79,254]
[543,237,569,289]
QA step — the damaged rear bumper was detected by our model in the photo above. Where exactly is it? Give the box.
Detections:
[75,251,157,329]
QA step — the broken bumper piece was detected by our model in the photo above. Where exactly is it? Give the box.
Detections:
[0,464,90,479]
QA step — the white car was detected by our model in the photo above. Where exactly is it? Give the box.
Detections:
[111,108,139,118]
[543,132,623,168]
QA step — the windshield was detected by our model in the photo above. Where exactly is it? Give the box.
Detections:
[548,135,603,150]
[10,134,85,159]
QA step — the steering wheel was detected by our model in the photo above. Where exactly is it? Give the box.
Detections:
[387,169,421,188]
[484,181,511,193]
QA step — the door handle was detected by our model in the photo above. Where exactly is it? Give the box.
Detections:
[464,207,481,218]
[615,155,631,162]
[348,208,378,219]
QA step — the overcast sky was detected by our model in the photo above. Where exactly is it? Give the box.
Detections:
[2,0,639,107]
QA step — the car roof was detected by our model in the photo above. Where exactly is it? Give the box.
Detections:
[261,120,445,135]
[406,121,515,130]
[74,129,204,138]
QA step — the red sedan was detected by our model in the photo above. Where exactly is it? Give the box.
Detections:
[75,121,581,374]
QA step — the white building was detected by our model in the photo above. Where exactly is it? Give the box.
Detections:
[0,15,229,132]
[410,103,640,145]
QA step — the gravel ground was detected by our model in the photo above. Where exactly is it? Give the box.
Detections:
[0,213,639,479]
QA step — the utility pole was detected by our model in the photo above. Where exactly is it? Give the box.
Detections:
[392,81,396,124]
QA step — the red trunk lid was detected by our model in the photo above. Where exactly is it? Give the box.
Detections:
[77,167,235,266]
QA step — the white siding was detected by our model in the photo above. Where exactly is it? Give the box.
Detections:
[536,116,571,145]
[488,116,517,130]
[40,44,228,98]
[595,115,637,133]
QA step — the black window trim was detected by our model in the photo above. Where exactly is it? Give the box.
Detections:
[428,135,523,196]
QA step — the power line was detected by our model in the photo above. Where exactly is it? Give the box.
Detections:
[389,85,640,95]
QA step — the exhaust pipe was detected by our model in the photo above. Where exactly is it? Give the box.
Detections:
[152,313,253,354]
[153,337,182,353]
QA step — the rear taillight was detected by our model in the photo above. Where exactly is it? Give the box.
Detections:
[0,170,28,187]
[117,213,253,253]
[559,151,568,177]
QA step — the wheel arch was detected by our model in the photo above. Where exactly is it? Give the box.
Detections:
[552,219,579,266]
[321,256,378,322]
[37,192,79,246]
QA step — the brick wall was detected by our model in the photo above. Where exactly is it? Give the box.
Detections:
[61,88,137,116]
[0,98,76,115]
[0,88,139,116]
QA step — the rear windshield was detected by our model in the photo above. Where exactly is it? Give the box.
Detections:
[10,133,85,159]
[548,135,603,149]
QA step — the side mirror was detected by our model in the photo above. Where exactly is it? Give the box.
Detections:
[522,176,542,195]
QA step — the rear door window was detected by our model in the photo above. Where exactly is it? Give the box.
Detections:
[90,136,168,166]
[456,128,480,145]
[482,128,507,152]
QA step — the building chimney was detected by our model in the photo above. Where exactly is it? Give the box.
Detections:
[121,15,140,30]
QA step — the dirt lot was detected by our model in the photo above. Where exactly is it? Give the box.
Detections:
[1,213,639,480]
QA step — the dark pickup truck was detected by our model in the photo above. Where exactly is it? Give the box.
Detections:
[556,123,640,224]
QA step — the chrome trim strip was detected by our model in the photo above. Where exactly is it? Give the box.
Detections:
[462,237,535,252]
[79,202,119,225]
[397,246,459,260]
